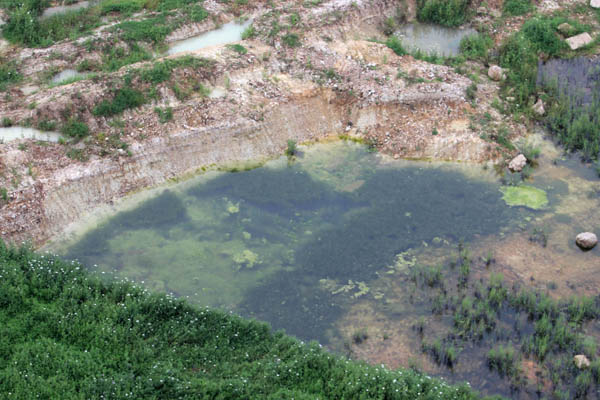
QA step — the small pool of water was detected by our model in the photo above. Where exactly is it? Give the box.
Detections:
[394,23,476,56]
[51,69,85,85]
[167,19,252,55]
[41,1,91,18]
[0,127,63,142]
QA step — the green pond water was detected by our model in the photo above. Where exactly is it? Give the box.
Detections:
[62,142,535,344]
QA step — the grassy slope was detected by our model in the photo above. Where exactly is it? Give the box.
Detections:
[0,243,487,399]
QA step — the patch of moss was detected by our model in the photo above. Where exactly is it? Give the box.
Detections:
[500,185,549,210]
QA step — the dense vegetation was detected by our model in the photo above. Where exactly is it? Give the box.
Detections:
[1,0,208,47]
[0,242,487,399]
[416,0,470,27]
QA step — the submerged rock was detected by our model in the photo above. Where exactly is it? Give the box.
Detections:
[566,33,593,50]
[500,186,549,210]
[574,354,591,369]
[533,98,545,116]
[508,154,527,172]
[575,232,598,250]
[488,65,503,81]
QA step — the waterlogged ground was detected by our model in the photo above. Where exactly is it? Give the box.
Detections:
[59,139,600,398]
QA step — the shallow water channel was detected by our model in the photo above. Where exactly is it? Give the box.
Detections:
[0,127,63,142]
[59,139,600,398]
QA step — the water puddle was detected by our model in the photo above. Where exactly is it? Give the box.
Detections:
[41,1,91,18]
[167,19,252,55]
[0,127,63,142]
[394,23,476,56]
[51,69,85,85]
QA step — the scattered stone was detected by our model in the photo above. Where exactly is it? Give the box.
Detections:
[533,98,545,116]
[508,154,527,172]
[574,354,591,369]
[576,232,598,250]
[488,65,503,81]
[591,0,600,9]
[566,32,593,50]
[557,22,573,36]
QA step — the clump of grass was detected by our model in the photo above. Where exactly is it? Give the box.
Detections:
[285,140,297,157]
[487,345,520,378]
[241,25,256,40]
[0,59,22,91]
[61,118,90,138]
[385,36,407,56]
[93,87,146,117]
[282,33,300,47]
[459,33,493,60]
[227,43,248,55]
[1,117,13,127]
[154,107,173,123]
[352,328,369,344]
[503,0,533,16]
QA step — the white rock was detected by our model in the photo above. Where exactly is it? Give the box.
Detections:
[488,65,503,81]
[591,0,600,9]
[533,98,545,116]
[508,154,527,172]
[566,32,593,50]
[574,354,591,369]
[576,232,598,250]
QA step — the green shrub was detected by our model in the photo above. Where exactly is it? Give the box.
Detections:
[99,0,144,15]
[154,107,173,123]
[416,0,470,27]
[93,87,146,117]
[101,44,152,72]
[282,33,300,47]
[1,117,12,127]
[241,25,256,40]
[0,59,21,91]
[385,36,407,56]
[487,345,519,378]
[114,15,172,44]
[285,139,297,157]
[459,33,493,60]
[227,43,247,55]
[61,119,90,138]
[503,0,533,16]
[521,16,567,57]
[37,119,57,131]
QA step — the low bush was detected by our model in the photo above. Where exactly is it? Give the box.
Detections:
[0,59,21,91]
[93,87,146,117]
[459,33,493,60]
[503,0,533,16]
[61,119,90,138]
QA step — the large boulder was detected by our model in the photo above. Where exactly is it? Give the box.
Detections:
[488,65,503,81]
[576,232,598,250]
[574,354,591,369]
[533,98,545,116]
[591,0,600,9]
[508,154,527,172]
[566,33,593,50]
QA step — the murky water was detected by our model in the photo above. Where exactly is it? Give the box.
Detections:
[62,142,525,338]
[394,23,476,56]
[0,127,63,142]
[41,1,91,18]
[51,69,85,85]
[57,139,600,398]
[167,19,252,55]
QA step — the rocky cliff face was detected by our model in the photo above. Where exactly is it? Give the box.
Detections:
[0,0,517,247]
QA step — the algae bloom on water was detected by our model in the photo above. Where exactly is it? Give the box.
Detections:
[500,185,549,210]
